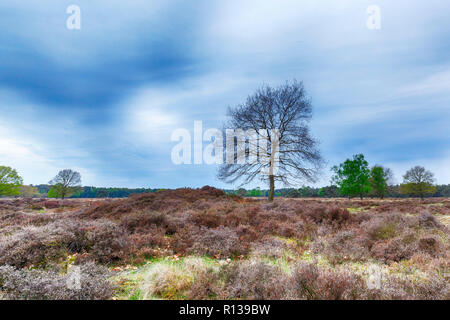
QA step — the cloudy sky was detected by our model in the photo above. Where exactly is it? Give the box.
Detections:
[0,0,449,188]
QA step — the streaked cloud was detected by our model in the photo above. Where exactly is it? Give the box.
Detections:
[0,0,449,187]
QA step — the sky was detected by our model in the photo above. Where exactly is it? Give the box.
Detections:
[0,0,449,188]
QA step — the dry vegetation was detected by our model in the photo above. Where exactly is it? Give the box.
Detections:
[0,187,449,300]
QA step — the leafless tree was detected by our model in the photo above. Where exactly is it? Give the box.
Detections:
[49,169,81,199]
[403,166,434,184]
[400,166,436,199]
[383,167,396,195]
[383,167,395,186]
[218,80,324,201]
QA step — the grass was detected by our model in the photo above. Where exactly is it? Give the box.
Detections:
[114,251,432,300]
[377,222,398,240]
[114,256,221,300]
[438,215,450,227]
[347,207,366,213]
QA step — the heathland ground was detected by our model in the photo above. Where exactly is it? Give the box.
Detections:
[0,187,448,300]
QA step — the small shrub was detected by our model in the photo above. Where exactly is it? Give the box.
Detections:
[234,224,258,244]
[418,235,443,257]
[191,210,223,228]
[223,260,294,300]
[166,211,192,234]
[189,226,246,258]
[362,212,409,241]
[251,237,289,259]
[119,211,167,233]
[0,222,80,268]
[417,211,444,229]
[140,263,194,299]
[0,219,129,268]
[291,261,367,300]
[318,230,370,264]
[303,206,352,225]
[42,201,60,209]
[370,237,416,263]
[187,267,222,299]
[380,273,449,300]
[0,263,115,300]
[28,204,44,211]
[83,220,129,264]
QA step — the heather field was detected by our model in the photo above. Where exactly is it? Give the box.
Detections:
[0,187,448,300]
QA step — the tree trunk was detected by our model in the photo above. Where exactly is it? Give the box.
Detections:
[268,175,275,202]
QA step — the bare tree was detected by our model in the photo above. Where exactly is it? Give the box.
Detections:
[383,167,395,186]
[218,80,323,201]
[400,166,436,200]
[49,169,81,200]
[383,166,396,196]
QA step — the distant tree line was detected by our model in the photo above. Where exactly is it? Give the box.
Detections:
[4,181,450,199]
[224,154,447,199]
[22,182,450,199]
[225,184,450,199]
[32,185,159,198]
[1,162,448,200]
[0,167,159,199]
[330,154,438,199]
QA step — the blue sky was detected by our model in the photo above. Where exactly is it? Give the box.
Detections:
[0,0,449,188]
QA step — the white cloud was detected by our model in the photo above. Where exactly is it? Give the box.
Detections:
[123,88,182,148]
[0,91,98,185]
[1,0,450,187]
[0,128,98,186]
[400,69,450,96]
[122,72,256,146]
[0,131,56,184]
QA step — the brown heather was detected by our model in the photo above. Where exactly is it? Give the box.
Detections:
[0,186,448,299]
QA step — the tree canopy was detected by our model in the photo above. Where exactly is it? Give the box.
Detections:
[19,185,41,198]
[400,166,436,199]
[218,80,323,201]
[331,154,371,199]
[48,169,82,199]
[370,165,389,199]
[0,166,23,197]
